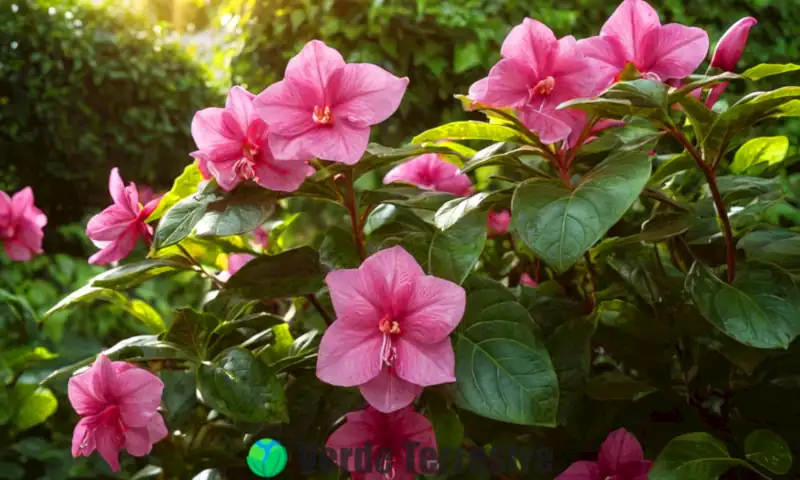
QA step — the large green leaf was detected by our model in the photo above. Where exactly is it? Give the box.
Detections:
[222,246,327,299]
[12,385,57,432]
[434,190,511,231]
[429,210,488,284]
[195,186,277,237]
[196,347,288,423]
[742,63,800,81]
[146,163,204,222]
[453,295,559,426]
[546,318,594,424]
[650,433,752,480]
[163,308,219,360]
[731,136,789,174]
[561,79,671,123]
[318,226,361,269]
[411,121,523,145]
[686,263,800,349]
[512,149,651,272]
[738,229,800,269]
[152,195,211,250]
[744,429,792,475]
[91,258,191,290]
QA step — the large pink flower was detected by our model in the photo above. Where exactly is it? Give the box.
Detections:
[86,168,158,265]
[316,246,466,413]
[0,187,47,261]
[470,18,605,144]
[191,86,315,192]
[582,0,709,86]
[383,154,473,196]
[326,406,437,480]
[68,354,167,472]
[253,40,409,165]
[556,428,652,480]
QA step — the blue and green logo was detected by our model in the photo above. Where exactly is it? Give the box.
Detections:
[247,438,288,478]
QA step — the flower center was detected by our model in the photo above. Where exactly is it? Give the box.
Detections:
[378,315,400,367]
[531,76,556,97]
[312,105,333,125]
[234,157,257,181]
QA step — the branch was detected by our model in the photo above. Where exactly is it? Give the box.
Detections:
[178,244,225,289]
[306,293,334,326]
[345,169,368,262]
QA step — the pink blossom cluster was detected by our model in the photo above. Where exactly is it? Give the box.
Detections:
[0,187,47,261]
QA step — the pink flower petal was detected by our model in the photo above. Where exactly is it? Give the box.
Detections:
[86,205,135,241]
[640,23,709,81]
[601,0,661,62]
[401,276,465,344]
[597,428,646,474]
[706,82,727,107]
[579,35,628,89]
[94,422,123,472]
[394,338,455,386]
[71,416,96,458]
[88,223,140,265]
[328,63,409,128]
[519,108,574,145]
[226,253,255,276]
[10,186,34,221]
[146,412,169,444]
[191,107,245,162]
[253,157,314,192]
[273,120,371,165]
[3,239,34,261]
[359,367,422,413]
[555,460,601,479]
[124,425,153,456]
[0,190,11,223]
[467,77,489,102]
[482,58,535,109]
[396,408,438,473]
[359,246,425,316]
[284,40,345,95]
[487,210,511,236]
[500,18,557,72]
[316,320,383,387]
[116,368,164,427]
[225,86,257,129]
[254,80,319,138]
[325,411,381,472]
[711,17,757,72]
[326,269,384,328]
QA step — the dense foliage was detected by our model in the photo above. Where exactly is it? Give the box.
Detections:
[3,0,800,479]
[0,0,220,241]
[232,0,800,147]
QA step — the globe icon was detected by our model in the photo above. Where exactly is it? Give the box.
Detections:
[247,438,288,478]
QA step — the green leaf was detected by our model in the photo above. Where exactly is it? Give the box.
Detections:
[429,211,488,284]
[744,429,792,475]
[44,285,128,317]
[146,163,204,222]
[12,385,57,431]
[411,121,523,145]
[649,153,695,186]
[1,346,56,371]
[424,393,464,472]
[731,136,789,174]
[318,226,361,269]
[650,433,752,480]
[738,229,800,269]
[434,190,510,231]
[742,63,800,81]
[547,318,594,424]
[197,347,288,422]
[222,246,327,299]
[91,258,192,290]
[125,300,166,334]
[152,196,211,250]
[454,41,481,73]
[195,186,277,238]
[164,308,219,360]
[160,371,197,423]
[675,94,716,142]
[453,295,559,426]
[512,149,651,272]
[586,372,657,401]
[563,79,671,122]
[668,72,742,101]
[686,263,800,349]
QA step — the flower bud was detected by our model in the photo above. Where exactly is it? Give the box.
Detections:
[711,17,757,72]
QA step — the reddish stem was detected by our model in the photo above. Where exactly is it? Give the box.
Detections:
[345,169,368,262]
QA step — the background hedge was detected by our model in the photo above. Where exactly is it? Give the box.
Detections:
[0,0,220,252]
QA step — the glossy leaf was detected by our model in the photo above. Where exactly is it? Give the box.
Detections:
[146,163,204,222]
[429,210,488,284]
[91,258,192,290]
[195,187,277,237]
[744,429,792,475]
[650,433,751,480]
[731,136,789,174]
[164,308,219,360]
[152,195,211,250]
[411,121,523,145]
[741,63,800,81]
[12,385,57,432]
[512,149,651,271]
[222,246,327,300]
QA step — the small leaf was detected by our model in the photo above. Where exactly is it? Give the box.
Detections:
[411,121,523,145]
[547,318,594,424]
[12,386,57,431]
[222,246,327,300]
[744,429,792,475]
[454,41,481,73]
[453,294,559,426]
[742,63,800,81]
[44,285,128,317]
[731,136,789,174]
[586,372,656,401]
[196,347,289,422]
[429,211,488,284]
[125,300,166,334]
[195,186,277,237]
[146,163,204,222]
[738,229,800,269]
[650,432,753,480]
[512,149,651,272]
[649,153,695,186]
[686,263,800,349]
[91,258,191,290]
[164,308,219,360]
[152,196,211,250]
[434,190,510,231]
[318,226,360,269]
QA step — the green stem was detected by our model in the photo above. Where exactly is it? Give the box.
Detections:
[345,169,367,262]
[178,244,224,289]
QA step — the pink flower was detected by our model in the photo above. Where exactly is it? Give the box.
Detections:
[86,168,159,265]
[252,227,269,250]
[191,86,315,192]
[317,246,466,413]
[196,157,212,180]
[520,273,538,287]
[582,0,709,86]
[326,406,437,480]
[487,210,511,236]
[68,354,167,472]
[137,185,163,208]
[383,154,473,196]
[470,18,605,144]
[556,428,652,480]
[562,111,627,149]
[711,17,757,72]
[219,253,255,282]
[0,187,47,261]
[253,40,409,165]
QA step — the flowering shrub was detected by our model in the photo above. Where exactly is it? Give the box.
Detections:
[4,0,800,478]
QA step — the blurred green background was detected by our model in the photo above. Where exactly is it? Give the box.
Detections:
[0,0,798,477]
